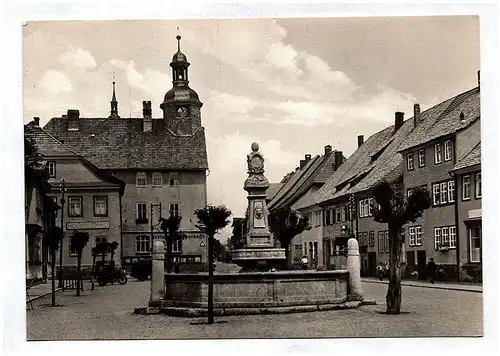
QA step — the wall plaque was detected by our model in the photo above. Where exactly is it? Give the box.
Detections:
[66,221,110,230]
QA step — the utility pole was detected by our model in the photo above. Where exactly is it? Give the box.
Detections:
[57,178,66,288]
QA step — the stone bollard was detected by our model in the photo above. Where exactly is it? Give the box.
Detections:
[150,239,165,306]
[346,237,364,301]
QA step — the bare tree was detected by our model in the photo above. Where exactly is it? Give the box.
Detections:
[372,181,431,314]
[42,226,63,306]
[69,231,90,296]
[160,211,182,273]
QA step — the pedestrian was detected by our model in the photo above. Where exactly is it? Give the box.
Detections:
[376,263,384,280]
[427,258,437,284]
[300,255,308,270]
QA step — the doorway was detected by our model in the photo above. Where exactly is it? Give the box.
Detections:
[417,250,427,280]
[368,252,377,277]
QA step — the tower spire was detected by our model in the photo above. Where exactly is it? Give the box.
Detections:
[177,34,181,52]
[109,73,120,118]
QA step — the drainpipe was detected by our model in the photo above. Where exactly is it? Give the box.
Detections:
[451,135,460,282]
[119,193,124,266]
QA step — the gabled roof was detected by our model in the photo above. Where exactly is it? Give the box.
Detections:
[452,142,481,171]
[398,87,480,152]
[43,117,208,170]
[25,124,125,194]
[266,183,284,201]
[268,156,320,211]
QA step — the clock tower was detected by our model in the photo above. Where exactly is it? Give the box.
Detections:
[160,35,203,135]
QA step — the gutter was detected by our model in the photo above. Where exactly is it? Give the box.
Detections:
[450,135,461,282]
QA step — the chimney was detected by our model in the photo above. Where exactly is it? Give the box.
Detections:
[413,104,421,127]
[357,135,364,148]
[305,154,312,162]
[143,101,152,119]
[477,70,480,89]
[299,160,306,169]
[324,145,332,155]
[334,151,344,171]
[33,117,40,127]
[394,112,404,133]
[66,109,80,131]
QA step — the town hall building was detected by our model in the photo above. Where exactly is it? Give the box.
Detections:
[43,35,209,268]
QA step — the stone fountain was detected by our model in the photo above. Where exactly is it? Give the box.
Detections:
[230,142,286,271]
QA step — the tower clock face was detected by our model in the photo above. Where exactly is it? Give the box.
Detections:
[177,107,188,116]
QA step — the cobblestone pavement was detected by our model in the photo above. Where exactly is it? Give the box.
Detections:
[27,279,482,340]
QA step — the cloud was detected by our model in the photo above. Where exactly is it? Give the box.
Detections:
[60,46,97,71]
[38,70,73,95]
[266,42,302,75]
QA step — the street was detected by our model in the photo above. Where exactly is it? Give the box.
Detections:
[26,278,483,340]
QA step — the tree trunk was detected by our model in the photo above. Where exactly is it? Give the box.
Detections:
[207,233,214,324]
[386,226,402,314]
[76,252,82,296]
[51,248,56,306]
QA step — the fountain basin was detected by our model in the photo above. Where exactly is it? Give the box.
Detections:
[155,270,349,310]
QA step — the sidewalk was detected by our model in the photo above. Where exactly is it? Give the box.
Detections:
[362,277,482,293]
[26,280,62,303]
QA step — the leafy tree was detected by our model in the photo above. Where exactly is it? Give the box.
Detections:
[42,226,63,306]
[194,205,232,325]
[160,211,183,273]
[24,135,49,213]
[69,231,90,296]
[269,207,311,269]
[372,181,431,314]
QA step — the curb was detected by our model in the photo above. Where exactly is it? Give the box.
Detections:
[134,300,377,317]
[27,287,63,303]
[362,279,482,293]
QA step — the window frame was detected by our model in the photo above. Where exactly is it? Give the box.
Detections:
[449,226,456,249]
[135,235,151,254]
[152,172,163,187]
[93,196,108,217]
[418,149,426,167]
[444,140,452,161]
[68,196,83,217]
[475,172,481,199]
[136,203,148,223]
[468,226,481,263]
[407,152,415,171]
[448,180,455,203]
[169,171,179,187]
[415,226,422,246]
[408,227,416,247]
[136,172,147,187]
[440,182,448,204]
[172,239,182,253]
[432,183,440,206]
[48,161,56,178]
[369,231,375,247]
[462,175,471,201]
[434,143,442,164]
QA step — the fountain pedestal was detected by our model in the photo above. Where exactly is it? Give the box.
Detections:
[231,142,285,270]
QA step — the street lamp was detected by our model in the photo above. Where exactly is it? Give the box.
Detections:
[57,178,66,288]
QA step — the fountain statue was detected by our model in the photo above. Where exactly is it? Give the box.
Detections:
[231,142,286,270]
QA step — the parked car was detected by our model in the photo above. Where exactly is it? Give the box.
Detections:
[130,258,152,281]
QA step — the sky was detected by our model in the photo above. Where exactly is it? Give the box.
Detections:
[22,17,480,241]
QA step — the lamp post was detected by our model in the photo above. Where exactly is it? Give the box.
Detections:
[57,178,66,288]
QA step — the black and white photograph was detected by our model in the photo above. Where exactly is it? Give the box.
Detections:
[1,1,499,355]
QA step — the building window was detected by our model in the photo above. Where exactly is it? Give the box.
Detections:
[335,207,341,223]
[51,196,58,218]
[136,203,148,223]
[325,209,331,225]
[369,231,375,247]
[434,228,441,250]
[432,184,440,205]
[93,196,108,217]
[313,242,318,261]
[448,180,455,203]
[95,236,107,246]
[152,172,163,187]
[136,235,151,254]
[469,226,481,263]
[170,203,180,217]
[449,226,456,249]
[48,161,56,177]
[407,153,414,171]
[169,172,179,186]
[409,227,416,246]
[475,172,481,199]
[304,242,307,256]
[444,140,452,161]
[418,149,426,167]
[68,197,82,217]
[173,239,182,253]
[441,227,449,248]
[434,143,442,164]
[440,182,448,204]
[368,198,373,216]
[69,242,78,256]
[384,231,389,253]
[462,175,471,200]
[359,200,365,218]
[415,226,422,246]
[136,172,146,187]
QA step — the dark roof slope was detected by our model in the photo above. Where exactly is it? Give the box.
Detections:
[25,124,79,157]
[399,87,480,152]
[452,142,481,171]
[43,117,208,170]
[266,183,284,201]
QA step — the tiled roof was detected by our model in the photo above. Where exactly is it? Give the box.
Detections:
[452,142,481,171]
[268,156,320,211]
[25,124,79,157]
[43,117,208,170]
[398,87,480,152]
[314,151,345,184]
[266,183,284,201]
